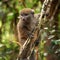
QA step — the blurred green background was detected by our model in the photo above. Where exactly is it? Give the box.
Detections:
[0,0,60,60]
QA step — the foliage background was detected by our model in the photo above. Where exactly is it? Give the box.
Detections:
[0,0,60,60]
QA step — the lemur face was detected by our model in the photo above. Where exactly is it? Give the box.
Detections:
[19,8,34,23]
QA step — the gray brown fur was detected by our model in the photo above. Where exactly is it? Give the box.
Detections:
[17,8,39,47]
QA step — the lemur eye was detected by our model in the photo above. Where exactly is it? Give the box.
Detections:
[21,13,28,16]
[24,13,28,16]
[20,13,24,16]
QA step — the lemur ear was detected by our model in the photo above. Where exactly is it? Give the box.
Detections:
[17,13,21,19]
[31,9,34,14]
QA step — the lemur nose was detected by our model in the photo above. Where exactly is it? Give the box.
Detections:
[22,17,27,21]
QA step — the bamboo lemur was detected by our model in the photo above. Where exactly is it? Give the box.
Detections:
[17,8,39,47]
